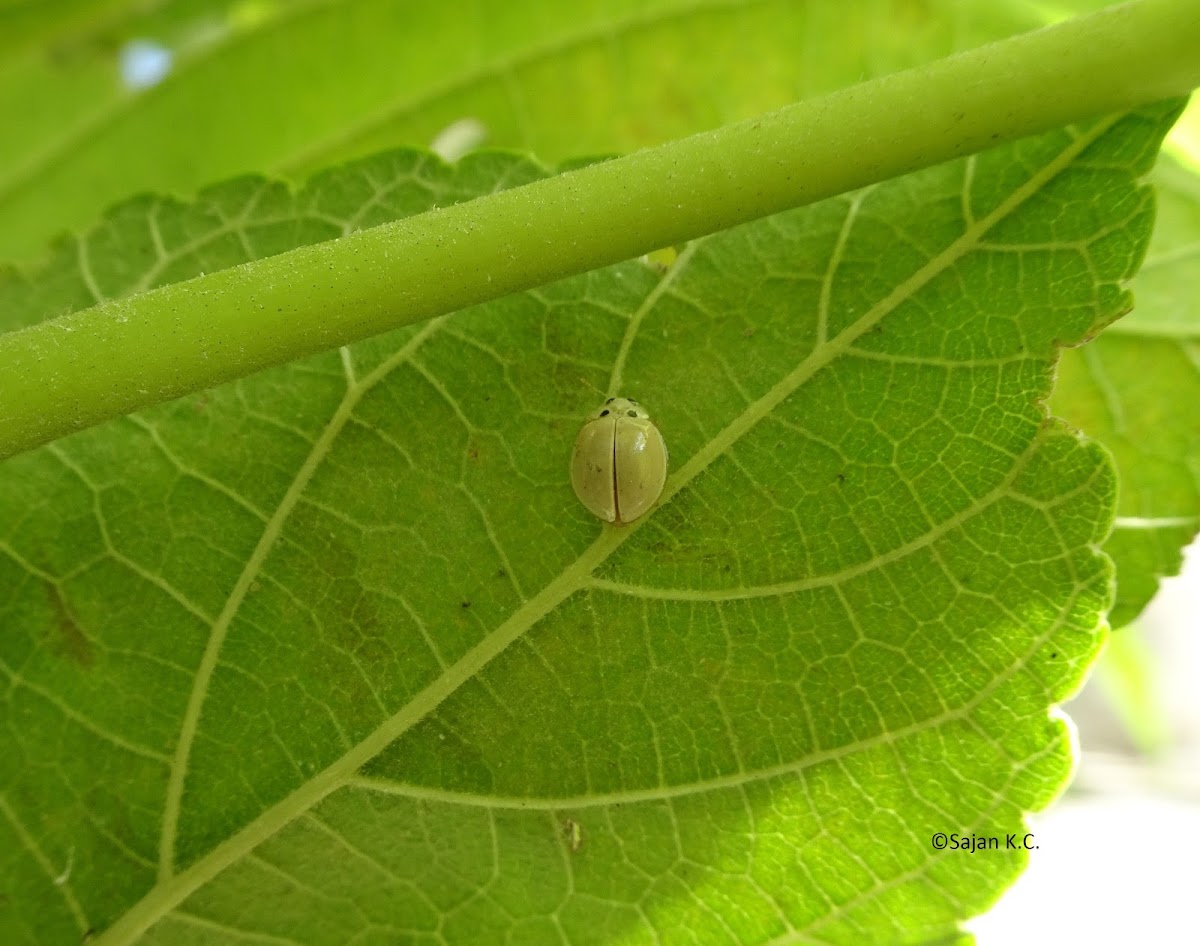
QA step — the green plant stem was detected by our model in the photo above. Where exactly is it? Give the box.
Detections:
[2,0,1198,460]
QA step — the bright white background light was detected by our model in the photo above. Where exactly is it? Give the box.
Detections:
[972,541,1200,944]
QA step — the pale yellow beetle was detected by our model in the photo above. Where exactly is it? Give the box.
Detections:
[570,397,668,525]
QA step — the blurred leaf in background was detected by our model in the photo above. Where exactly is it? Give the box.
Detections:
[0,0,1040,260]
[1051,155,1200,630]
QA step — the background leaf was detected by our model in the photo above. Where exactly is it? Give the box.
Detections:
[0,102,1179,943]
[0,0,1040,261]
[1050,154,1200,628]
[0,0,313,255]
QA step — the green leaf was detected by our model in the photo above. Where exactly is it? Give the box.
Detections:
[0,0,1044,261]
[1050,153,1200,628]
[0,102,1179,944]
[8,2,1199,643]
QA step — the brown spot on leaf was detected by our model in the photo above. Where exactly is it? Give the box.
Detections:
[46,583,93,668]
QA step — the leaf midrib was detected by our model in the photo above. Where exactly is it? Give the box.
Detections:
[99,113,1119,945]
[340,544,1080,815]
